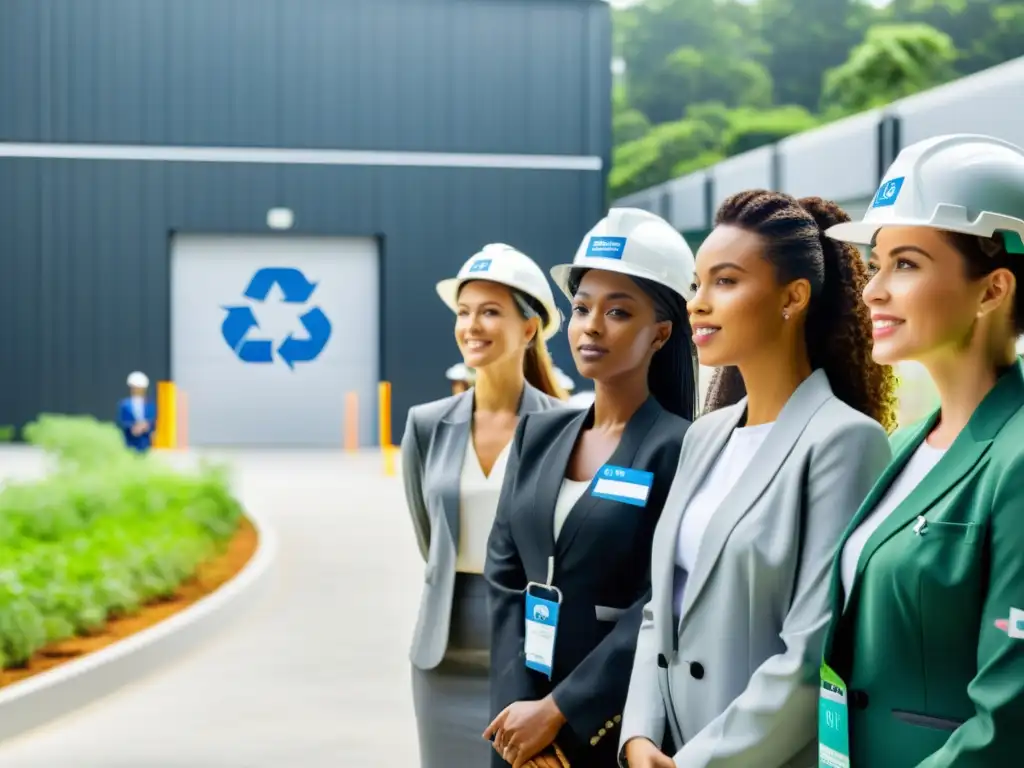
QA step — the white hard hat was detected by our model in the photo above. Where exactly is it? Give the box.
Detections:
[554,367,576,391]
[445,362,476,382]
[436,244,562,340]
[127,371,149,388]
[827,134,1024,253]
[550,208,696,302]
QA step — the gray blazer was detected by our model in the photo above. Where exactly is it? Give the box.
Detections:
[619,370,892,768]
[401,383,563,671]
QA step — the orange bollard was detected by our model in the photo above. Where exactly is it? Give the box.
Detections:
[177,390,189,450]
[345,391,359,452]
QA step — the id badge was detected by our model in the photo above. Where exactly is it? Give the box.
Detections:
[524,582,562,680]
[591,464,654,508]
[818,663,850,768]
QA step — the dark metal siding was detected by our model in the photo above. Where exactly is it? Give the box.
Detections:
[0,0,610,437]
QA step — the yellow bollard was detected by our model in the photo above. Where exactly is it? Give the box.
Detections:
[378,381,396,476]
[344,392,359,452]
[154,381,178,449]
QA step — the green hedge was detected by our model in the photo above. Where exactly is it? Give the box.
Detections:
[0,415,243,669]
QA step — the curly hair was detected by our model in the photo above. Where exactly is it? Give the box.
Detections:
[702,190,899,433]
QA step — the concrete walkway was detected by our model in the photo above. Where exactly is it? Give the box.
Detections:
[0,448,423,767]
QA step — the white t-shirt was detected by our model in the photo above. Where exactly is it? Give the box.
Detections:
[131,396,145,421]
[673,421,775,614]
[839,441,947,602]
[456,440,511,574]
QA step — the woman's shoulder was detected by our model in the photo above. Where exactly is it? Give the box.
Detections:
[806,396,890,453]
[406,391,470,431]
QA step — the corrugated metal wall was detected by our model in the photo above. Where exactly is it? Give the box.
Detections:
[0,0,611,436]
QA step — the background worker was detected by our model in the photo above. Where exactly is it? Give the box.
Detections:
[118,371,157,452]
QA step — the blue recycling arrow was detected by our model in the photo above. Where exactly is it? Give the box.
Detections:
[244,267,318,303]
[221,306,260,351]
[238,339,273,363]
[278,307,332,369]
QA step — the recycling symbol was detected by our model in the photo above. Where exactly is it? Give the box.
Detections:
[220,267,332,370]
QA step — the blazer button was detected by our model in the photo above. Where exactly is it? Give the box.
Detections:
[614,714,622,723]
[690,662,705,680]
[605,720,615,729]
[657,653,669,669]
[590,736,600,746]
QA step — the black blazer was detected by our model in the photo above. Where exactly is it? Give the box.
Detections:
[485,396,689,768]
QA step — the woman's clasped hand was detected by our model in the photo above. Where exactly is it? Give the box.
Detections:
[483,695,566,768]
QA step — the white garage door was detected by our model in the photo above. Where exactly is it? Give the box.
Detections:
[170,234,379,447]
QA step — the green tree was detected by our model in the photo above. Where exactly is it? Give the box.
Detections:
[757,0,874,110]
[616,0,768,124]
[821,23,958,114]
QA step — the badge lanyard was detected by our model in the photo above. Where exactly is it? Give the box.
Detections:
[524,556,561,680]
[818,663,851,768]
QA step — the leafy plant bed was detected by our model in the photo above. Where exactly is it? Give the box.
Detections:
[0,515,257,689]
[0,414,250,682]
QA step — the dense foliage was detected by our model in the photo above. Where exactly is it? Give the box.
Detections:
[611,0,1024,200]
[0,415,243,669]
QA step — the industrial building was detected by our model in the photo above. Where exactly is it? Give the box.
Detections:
[0,0,611,446]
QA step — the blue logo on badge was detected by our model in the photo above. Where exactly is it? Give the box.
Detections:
[586,236,627,259]
[872,177,904,209]
[468,259,492,273]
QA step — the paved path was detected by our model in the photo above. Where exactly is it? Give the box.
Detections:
[0,448,424,767]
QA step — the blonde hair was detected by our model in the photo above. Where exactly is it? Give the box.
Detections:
[524,339,568,400]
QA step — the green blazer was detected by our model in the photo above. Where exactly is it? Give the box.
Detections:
[822,359,1024,767]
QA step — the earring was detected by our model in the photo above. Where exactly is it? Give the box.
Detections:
[783,310,790,320]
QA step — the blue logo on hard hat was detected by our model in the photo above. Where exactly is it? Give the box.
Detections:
[586,236,627,259]
[872,177,905,209]
[468,259,492,273]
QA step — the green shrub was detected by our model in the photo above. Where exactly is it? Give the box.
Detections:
[0,415,243,669]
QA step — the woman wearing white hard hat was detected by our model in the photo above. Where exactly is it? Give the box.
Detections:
[118,371,157,452]
[819,134,1024,767]
[620,190,898,768]
[483,208,697,768]
[402,243,568,768]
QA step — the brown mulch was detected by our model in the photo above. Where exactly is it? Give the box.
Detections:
[0,516,259,689]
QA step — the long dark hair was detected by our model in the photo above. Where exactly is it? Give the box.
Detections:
[568,269,698,422]
[702,190,898,433]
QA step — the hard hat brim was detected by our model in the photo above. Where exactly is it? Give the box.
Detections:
[435,277,561,340]
[551,258,694,303]
[827,216,1024,247]
[824,220,884,247]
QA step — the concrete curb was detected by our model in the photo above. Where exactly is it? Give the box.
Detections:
[0,508,278,744]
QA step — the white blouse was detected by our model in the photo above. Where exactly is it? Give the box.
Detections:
[456,440,511,573]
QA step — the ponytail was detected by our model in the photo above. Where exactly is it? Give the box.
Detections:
[524,341,569,400]
[511,289,569,400]
[703,190,898,432]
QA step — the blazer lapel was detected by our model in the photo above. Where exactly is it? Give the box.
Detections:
[530,407,591,562]
[843,359,1024,610]
[654,404,743,655]
[555,397,663,557]
[432,382,547,545]
[678,369,834,627]
[432,392,474,545]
